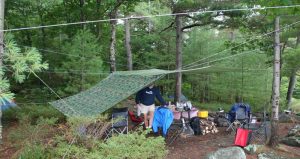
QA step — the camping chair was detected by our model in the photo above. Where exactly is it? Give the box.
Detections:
[226,103,251,133]
[165,108,193,146]
[165,121,182,145]
[128,110,144,130]
[104,107,128,140]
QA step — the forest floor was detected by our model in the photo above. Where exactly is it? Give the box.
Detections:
[166,123,300,159]
[1,121,300,159]
[0,123,18,159]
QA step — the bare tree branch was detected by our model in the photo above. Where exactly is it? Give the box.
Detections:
[159,22,174,34]
[184,14,199,21]
[181,23,207,31]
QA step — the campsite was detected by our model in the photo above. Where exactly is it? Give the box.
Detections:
[0,1,300,159]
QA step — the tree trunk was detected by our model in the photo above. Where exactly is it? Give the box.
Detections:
[175,15,182,103]
[286,33,300,109]
[124,18,132,71]
[109,9,117,72]
[63,0,71,23]
[286,71,296,109]
[21,8,32,45]
[96,0,102,37]
[79,0,85,28]
[0,0,4,144]
[38,13,46,48]
[297,33,300,45]
[269,16,280,147]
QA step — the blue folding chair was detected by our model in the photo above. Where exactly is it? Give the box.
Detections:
[104,107,128,140]
[226,103,251,132]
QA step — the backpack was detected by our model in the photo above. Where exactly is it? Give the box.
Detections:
[190,117,202,135]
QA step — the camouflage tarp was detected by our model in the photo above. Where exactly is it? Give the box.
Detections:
[50,69,172,116]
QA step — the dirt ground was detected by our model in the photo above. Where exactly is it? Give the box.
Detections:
[1,122,300,159]
[166,123,300,159]
[0,123,18,159]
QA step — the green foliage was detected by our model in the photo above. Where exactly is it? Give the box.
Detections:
[98,131,167,159]
[47,116,167,159]
[283,47,300,75]
[9,115,57,149]
[290,98,300,113]
[3,104,65,124]
[58,29,103,95]
[4,1,300,158]
[52,140,90,159]
[194,101,232,112]
[280,76,289,110]
[4,33,49,83]
[9,116,59,158]
[18,144,52,159]
[0,33,48,104]
[51,129,167,159]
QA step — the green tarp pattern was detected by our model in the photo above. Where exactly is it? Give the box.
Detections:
[50,69,172,116]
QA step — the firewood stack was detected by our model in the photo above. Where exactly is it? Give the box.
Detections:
[200,119,219,135]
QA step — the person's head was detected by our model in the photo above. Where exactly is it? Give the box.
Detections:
[148,83,154,89]
[235,96,243,103]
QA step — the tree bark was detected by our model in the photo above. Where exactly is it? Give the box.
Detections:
[175,15,182,103]
[286,72,296,109]
[269,16,280,147]
[38,13,46,48]
[124,18,132,71]
[109,9,117,72]
[286,33,300,109]
[96,0,102,37]
[109,1,123,72]
[79,0,85,28]
[0,0,4,144]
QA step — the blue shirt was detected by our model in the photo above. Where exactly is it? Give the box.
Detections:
[135,87,166,106]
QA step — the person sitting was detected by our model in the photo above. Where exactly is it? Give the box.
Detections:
[135,83,166,129]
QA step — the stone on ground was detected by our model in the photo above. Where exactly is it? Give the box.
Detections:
[281,124,300,147]
[205,146,246,159]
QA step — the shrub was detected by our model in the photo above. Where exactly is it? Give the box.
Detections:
[3,104,66,125]
[52,139,90,159]
[9,116,58,148]
[51,130,168,159]
[18,144,52,159]
[96,130,168,159]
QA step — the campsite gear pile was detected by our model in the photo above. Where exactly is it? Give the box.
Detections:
[175,101,192,112]
[175,101,195,137]
[173,107,198,120]
[173,101,219,136]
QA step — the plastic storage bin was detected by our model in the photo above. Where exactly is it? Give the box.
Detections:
[198,111,208,118]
